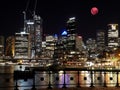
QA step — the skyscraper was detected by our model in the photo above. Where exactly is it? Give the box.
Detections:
[61,30,68,50]
[45,34,58,58]
[25,15,43,59]
[66,17,77,50]
[14,31,30,59]
[25,20,34,59]
[86,38,97,59]
[107,24,119,50]
[76,35,84,51]
[34,15,43,58]
[96,30,105,53]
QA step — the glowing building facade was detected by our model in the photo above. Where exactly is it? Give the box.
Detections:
[25,15,43,59]
[34,15,43,58]
[107,24,119,50]
[76,35,85,51]
[66,17,77,50]
[86,38,97,59]
[96,30,105,53]
[61,30,68,50]
[86,38,97,52]
[5,36,15,58]
[45,35,58,58]
[14,31,30,59]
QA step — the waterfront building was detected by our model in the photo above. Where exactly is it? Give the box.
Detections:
[14,31,30,59]
[53,30,68,63]
[86,38,97,59]
[5,36,15,58]
[0,36,4,59]
[25,20,35,59]
[76,35,85,51]
[96,30,105,53]
[55,19,88,66]
[33,15,43,58]
[107,24,119,51]
[45,34,58,58]
[60,30,68,50]
[25,15,43,59]
[66,17,77,51]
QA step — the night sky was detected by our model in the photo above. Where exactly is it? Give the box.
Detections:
[0,0,120,41]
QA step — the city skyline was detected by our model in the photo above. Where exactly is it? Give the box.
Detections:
[0,0,120,40]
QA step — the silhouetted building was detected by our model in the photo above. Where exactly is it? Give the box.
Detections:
[0,36,4,59]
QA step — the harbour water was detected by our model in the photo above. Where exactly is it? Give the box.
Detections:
[0,64,120,90]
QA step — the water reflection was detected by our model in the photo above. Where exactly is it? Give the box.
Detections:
[33,71,118,88]
[35,71,49,89]
[17,79,33,90]
[0,67,120,90]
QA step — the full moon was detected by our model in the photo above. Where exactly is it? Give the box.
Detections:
[91,7,98,15]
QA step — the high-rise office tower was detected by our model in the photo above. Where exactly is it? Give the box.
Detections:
[76,35,85,51]
[86,38,97,59]
[107,24,119,50]
[45,34,58,58]
[61,30,68,50]
[96,30,105,53]
[25,20,34,59]
[25,15,43,59]
[66,17,77,50]
[34,15,43,58]
[14,31,30,59]
[53,31,67,61]
[22,0,43,59]
[86,38,97,52]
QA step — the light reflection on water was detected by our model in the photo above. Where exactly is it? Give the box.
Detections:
[18,71,119,89]
[0,65,119,90]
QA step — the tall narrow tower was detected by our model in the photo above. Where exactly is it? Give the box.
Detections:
[96,30,105,53]
[66,17,77,50]
[23,0,43,59]
[34,15,43,58]
[24,15,42,59]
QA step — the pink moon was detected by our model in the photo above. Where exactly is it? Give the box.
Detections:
[91,7,98,15]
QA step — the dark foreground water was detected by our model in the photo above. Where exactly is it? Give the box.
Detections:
[0,65,120,90]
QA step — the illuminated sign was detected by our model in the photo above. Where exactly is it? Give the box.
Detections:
[61,30,67,36]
